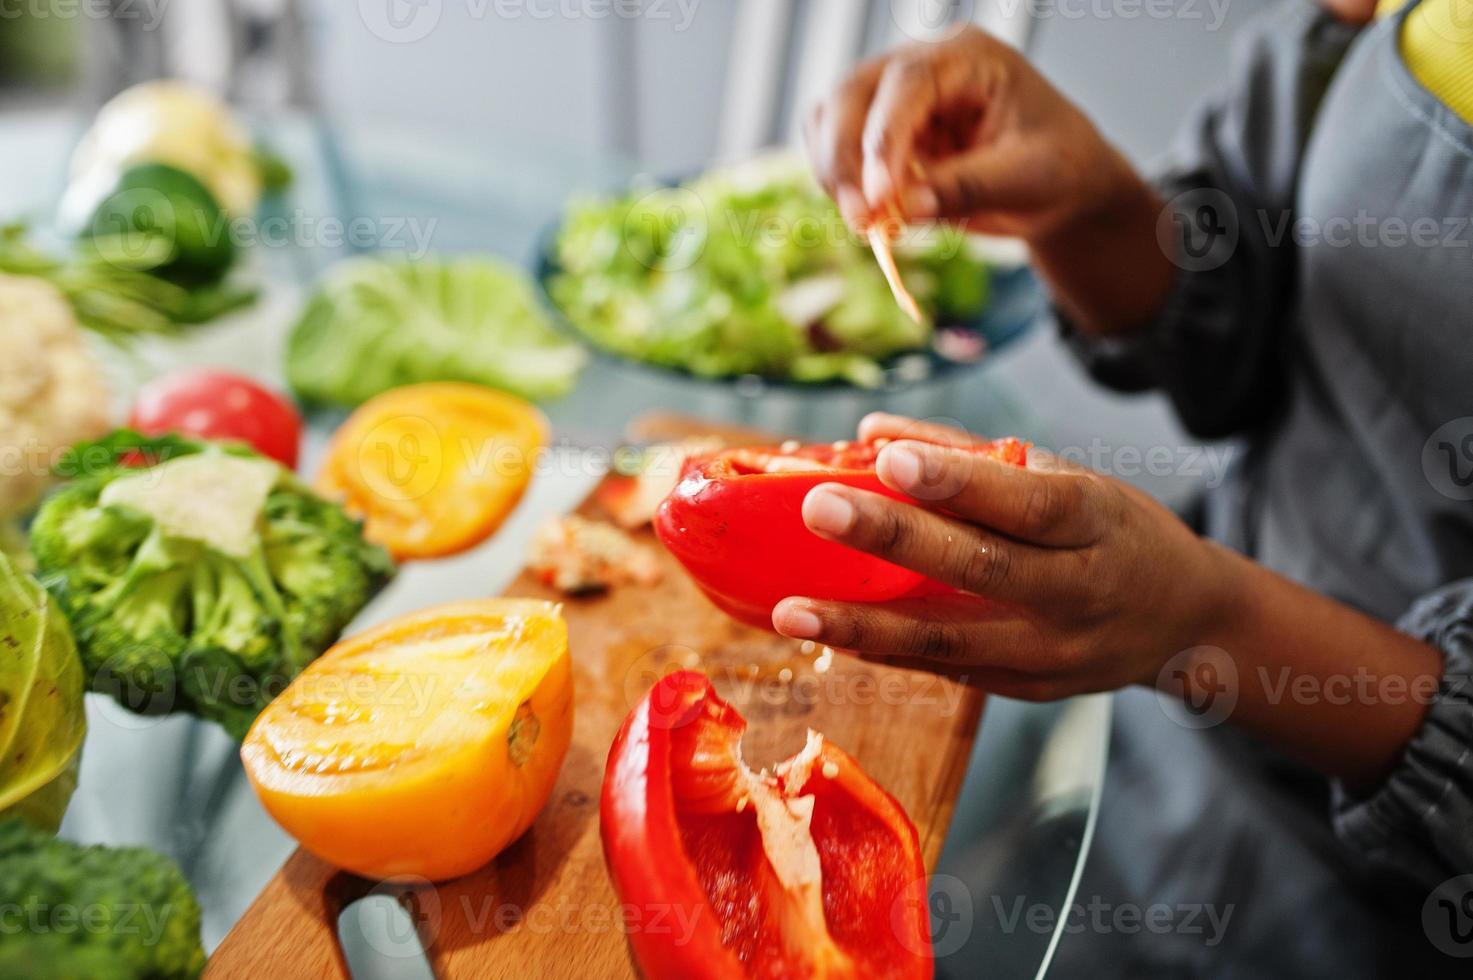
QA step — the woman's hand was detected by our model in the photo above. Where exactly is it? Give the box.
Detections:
[805,26,1174,334]
[805,26,1126,238]
[772,414,1444,788]
[771,415,1238,700]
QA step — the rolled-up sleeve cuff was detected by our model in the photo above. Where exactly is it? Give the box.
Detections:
[1056,222,1272,440]
[1057,239,1228,396]
[1332,581,1473,884]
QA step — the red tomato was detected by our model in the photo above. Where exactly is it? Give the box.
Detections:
[129,370,303,469]
[654,438,1028,631]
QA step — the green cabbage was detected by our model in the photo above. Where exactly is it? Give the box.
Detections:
[0,552,86,833]
[286,256,585,407]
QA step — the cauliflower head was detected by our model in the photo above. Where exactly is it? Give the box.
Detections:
[0,274,112,519]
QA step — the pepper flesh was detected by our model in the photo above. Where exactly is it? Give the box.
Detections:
[654,438,1028,630]
[601,671,932,979]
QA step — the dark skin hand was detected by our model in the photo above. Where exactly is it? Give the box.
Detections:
[804,6,1375,332]
[804,25,1174,336]
[774,416,1229,697]
[772,415,1443,791]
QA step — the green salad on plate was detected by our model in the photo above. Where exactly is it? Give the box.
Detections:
[547,156,990,388]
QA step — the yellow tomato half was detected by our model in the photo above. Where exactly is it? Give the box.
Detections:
[316,382,546,561]
[241,599,573,881]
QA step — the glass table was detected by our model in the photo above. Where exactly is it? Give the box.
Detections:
[0,111,1110,980]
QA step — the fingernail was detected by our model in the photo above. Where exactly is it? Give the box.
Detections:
[774,601,823,639]
[804,486,856,536]
[880,444,922,489]
[904,185,939,220]
[863,162,895,212]
[857,411,894,440]
[837,186,870,233]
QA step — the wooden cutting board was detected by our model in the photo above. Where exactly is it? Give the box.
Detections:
[207,418,986,979]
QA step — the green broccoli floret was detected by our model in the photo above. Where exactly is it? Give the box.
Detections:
[260,489,396,662]
[30,431,394,738]
[0,817,205,979]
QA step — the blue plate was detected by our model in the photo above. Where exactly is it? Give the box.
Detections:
[532,215,1043,393]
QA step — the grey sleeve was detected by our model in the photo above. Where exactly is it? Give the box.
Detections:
[1062,0,1360,439]
[1332,581,1473,887]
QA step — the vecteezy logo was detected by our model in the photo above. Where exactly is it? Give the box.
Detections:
[354,877,443,958]
[378,434,430,485]
[890,0,976,41]
[892,874,973,958]
[621,644,702,720]
[927,875,973,956]
[356,414,444,503]
[359,0,443,43]
[91,648,177,732]
[1425,0,1473,45]
[622,184,710,272]
[1155,646,1238,729]
[1436,436,1473,488]
[1424,875,1473,957]
[1423,418,1473,502]
[89,185,180,271]
[1158,189,1238,272]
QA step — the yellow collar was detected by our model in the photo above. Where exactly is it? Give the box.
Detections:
[1379,0,1473,123]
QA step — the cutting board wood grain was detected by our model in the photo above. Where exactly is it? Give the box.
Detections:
[207,417,986,979]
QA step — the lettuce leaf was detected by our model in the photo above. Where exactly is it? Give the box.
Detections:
[286,256,585,407]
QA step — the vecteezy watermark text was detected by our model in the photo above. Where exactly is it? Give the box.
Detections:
[0,0,168,29]
[0,900,178,948]
[1160,192,1473,271]
[990,895,1234,946]
[997,0,1231,29]
[890,0,1232,41]
[1054,439,1236,488]
[88,193,440,262]
[358,0,701,44]
[1155,644,1455,731]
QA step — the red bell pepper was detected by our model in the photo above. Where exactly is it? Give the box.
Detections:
[600,670,933,980]
[654,438,1028,630]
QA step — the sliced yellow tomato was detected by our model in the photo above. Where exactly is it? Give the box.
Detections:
[241,599,573,881]
[316,382,546,560]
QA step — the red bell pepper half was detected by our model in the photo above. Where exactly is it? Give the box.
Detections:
[654,438,1028,630]
[600,670,933,979]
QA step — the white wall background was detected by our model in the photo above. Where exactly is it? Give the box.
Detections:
[301,0,1272,169]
